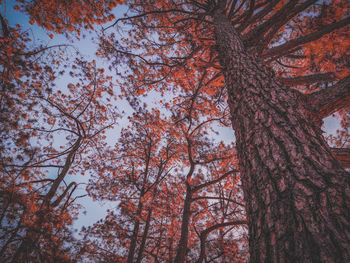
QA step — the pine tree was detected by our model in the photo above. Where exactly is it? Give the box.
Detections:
[100,0,350,261]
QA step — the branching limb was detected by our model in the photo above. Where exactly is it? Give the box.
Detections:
[244,0,301,44]
[278,72,336,86]
[262,16,350,59]
[196,220,247,263]
[51,182,77,207]
[331,148,350,168]
[103,9,199,31]
[192,196,244,207]
[305,75,350,119]
[238,0,278,31]
[192,169,238,192]
[257,0,317,53]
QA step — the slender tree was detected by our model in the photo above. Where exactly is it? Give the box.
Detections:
[1,2,122,261]
[80,91,247,262]
[79,108,178,262]
[162,68,246,262]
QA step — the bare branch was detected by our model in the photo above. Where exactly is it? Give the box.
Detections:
[192,196,244,207]
[278,72,336,86]
[244,0,300,43]
[51,182,77,207]
[263,16,350,59]
[196,220,247,263]
[192,169,238,192]
[103,9,198,31]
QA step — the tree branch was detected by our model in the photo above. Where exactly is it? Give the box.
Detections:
[262,16,350,59]
[192,169,238,192]
[331,148,350,168]
[238,0,278,31]
[278,72,336,86]
[192,196,244,207]
[51,182,77,207]
[0,13,9,37]
[236,0,256,30]
[243,0,300,43]
[196,220,247,263]
[305,75,350,119]
[103,9,198,31]
[258,0,317,53]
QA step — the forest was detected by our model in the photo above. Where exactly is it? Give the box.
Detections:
[0,0,349,262]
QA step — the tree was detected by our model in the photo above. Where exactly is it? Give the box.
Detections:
[78,108,178,262]
[1,1,121,261]
[80,103,247,262]
[163,68,246,262]
[0,58,118,262]
[99,0,350,261]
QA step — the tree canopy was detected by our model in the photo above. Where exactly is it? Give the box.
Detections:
[1,0,350,262]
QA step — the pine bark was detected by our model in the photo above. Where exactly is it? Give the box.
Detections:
[213,8,350,263]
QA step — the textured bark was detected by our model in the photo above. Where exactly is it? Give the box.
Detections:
[213,8,350,263]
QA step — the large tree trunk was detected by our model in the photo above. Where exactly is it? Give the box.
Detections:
[212,9,350,263]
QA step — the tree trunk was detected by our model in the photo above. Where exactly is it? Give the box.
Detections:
[174,184,192,263]
[213,8,350,263]
[127,193,144,263]
[135,207,152,263]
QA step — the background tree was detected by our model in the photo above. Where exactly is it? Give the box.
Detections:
[78,108,178,262]
[79,64,248,262]
[0,58,118,262]
[165,68,246,262]
[1,1,122,261]
[99,0,350,261]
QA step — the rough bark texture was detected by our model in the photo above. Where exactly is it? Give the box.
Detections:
[213,8,350,263]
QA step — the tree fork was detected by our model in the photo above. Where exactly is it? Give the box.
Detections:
[212,6,350,263]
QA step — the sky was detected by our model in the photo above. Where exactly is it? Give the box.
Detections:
[1,0,342,234]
